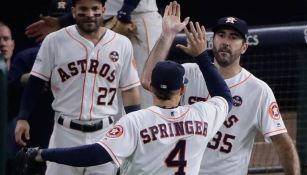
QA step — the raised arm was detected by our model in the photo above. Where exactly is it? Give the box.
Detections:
[178,22,233,111]
[140,1,189,91]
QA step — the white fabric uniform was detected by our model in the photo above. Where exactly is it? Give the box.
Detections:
[104,0,162,112]
[181,63,287,175]
[31,25,140,175]
[97,97,229,175]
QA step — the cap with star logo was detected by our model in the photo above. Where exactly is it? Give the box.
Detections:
[48,0,72,17]
[212,16,248,39]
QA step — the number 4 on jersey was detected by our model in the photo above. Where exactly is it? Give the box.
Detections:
[165,140,187,175]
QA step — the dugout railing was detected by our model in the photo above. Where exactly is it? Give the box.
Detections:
[168,22,307,174]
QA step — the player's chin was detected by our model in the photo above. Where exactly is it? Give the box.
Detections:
[82,25,99,33]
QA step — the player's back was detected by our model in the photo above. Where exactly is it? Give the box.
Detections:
[118,97,228,175]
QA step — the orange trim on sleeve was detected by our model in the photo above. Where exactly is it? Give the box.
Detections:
[98,141,121,166]
[31,71,50,80]
[264,128,287,136]
[120,81,141,89]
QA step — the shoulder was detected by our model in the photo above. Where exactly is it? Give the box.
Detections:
[243,69,274,94]
[182,63,201,74]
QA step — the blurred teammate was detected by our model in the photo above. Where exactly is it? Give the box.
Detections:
[0,21,14,69]
[14,0,141,174]
[141,10,300,175]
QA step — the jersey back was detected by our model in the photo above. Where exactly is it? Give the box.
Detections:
[97,97,228,175]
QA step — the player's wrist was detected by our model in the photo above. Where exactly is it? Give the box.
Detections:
[117,3,135,23]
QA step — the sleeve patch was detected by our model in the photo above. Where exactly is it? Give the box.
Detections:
[268,102,281,120]
[106,125,124,138]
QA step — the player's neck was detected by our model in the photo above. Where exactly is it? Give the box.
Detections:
[215,62,242,79]
[76,26,106,46]
[153,96,180,109]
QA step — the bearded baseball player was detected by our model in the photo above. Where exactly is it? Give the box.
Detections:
[141,4,300,175]
[14,2,233,174]
[14,0,141,174]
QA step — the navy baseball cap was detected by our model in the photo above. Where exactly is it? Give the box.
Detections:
[48,0,72,17]
[151,60,188,91]
[212,17,248,39]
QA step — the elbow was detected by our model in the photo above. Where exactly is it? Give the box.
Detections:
[140,77,150,91]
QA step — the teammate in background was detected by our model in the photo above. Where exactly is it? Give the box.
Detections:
[6,1,73,174]
[14,0,141,174]
[141,11,300,175]
[16,2,233,174]
[24,0,162,111]
[0,21,15,69]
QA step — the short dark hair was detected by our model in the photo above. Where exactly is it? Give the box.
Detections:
[152,86,180,100]
[72,0,106,6]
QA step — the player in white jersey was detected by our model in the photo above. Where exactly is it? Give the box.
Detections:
[23,0,162,110]
[14,0,141,175]
[17,2,232,174]
[104,0,163,110]
[141,10,301,175]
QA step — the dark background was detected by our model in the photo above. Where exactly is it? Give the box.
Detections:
[0,0,307,54]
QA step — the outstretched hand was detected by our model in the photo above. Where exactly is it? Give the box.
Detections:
[176,21,207,57]
[162,1,189,38]
[25,15,61,42]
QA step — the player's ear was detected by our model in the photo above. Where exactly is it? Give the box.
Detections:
[240,42,248,55]
[71,7,76,18]
[179,86,185,96]
[149,84,154,93]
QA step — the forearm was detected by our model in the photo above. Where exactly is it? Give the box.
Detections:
[272,133,300,175]
[122,86,141,107]
[117,0,141,22]
[17,75,46,120]
[141,35,176,91]
[41,143,112,167]
[195,51,232,111]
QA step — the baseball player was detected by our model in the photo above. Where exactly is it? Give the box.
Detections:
[104,0,162,110]
[141,8,301,175]
[14,0,141,175]
[24,0,162,111]
[15,5,233,172]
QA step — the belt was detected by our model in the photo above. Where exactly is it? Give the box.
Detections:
[57,116,114,132]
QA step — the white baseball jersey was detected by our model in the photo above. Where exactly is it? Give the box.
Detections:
[97,97,228,175]
[103,0,162,111]
[31,25,140,120]
[182,63,287,175]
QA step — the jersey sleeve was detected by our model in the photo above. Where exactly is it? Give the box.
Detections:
[194,96,228,138]
[30,34,55,81]
[258,84,287,142]
[119,38,140,91]
[96,115,137,167]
